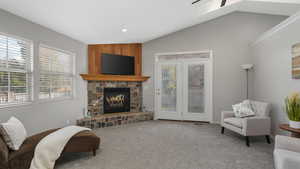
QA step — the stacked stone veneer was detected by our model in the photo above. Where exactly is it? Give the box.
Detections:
[77,112,154,129]
[87,81,142,115]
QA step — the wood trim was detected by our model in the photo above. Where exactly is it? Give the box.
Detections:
[88,43,142,75]
[88,45,96,74]
[80,74,150,82]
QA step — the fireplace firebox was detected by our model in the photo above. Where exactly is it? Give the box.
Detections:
[104,88,130,113]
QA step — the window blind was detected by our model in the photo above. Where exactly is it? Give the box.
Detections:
[39,45,74,99]
[0,33,33,106]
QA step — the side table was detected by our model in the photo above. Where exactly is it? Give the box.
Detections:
[279,124,300,138]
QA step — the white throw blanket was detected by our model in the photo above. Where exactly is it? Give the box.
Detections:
[30,126,91,169]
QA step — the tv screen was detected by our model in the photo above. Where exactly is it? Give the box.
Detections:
[101,53,135,75]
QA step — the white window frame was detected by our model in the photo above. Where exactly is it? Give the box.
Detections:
[38,44,76,102]
[0,32,33,108]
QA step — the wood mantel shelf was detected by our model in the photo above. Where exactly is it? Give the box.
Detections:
[80,74,150,82]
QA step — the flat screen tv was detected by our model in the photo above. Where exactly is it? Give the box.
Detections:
[101,53,135,75]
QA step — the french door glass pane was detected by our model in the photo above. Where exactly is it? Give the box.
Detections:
[161,65,177,112]
[188,64,204,113]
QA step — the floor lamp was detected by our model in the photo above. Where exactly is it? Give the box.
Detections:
[241,64,254,99]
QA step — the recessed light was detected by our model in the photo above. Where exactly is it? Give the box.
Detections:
[121,28,128,33]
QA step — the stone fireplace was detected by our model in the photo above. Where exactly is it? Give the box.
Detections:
[87,81,142,115]
[77,80,153,128]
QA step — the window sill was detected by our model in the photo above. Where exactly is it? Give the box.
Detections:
[0,102,33,109]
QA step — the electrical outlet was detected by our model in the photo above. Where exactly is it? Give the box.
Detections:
[66,120,70,125]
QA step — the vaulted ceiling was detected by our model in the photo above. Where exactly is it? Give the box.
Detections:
[0,0,299,44]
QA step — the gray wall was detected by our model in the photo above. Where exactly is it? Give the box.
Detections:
[0,9,87,135]
[142,12,286,123]
[252,13,300,135]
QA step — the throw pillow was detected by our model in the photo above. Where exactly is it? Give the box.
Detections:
[0,117,27,150]
[232,100,255,118]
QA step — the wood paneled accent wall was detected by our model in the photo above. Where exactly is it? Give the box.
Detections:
[88,43,142,75]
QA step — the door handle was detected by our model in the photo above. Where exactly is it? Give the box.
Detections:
[156,89,160,95]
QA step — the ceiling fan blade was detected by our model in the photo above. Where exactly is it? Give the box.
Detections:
[192,0,202,5]
[192,0,227,7]
[221,0,227,7]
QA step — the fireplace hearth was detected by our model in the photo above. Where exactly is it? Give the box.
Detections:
[104,88,130,114]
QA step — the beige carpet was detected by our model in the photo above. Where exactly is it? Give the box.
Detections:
[56,121,274,169]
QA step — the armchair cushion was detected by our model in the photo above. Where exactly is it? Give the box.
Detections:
[224,118,243,129]
[274,135,300,169]
[275,135,300,153]
[274,149,300,169]
[232,100,255,118]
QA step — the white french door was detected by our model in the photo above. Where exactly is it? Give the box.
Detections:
[182,60,211,121]
[155,61,182,120]
[155,52,212,122]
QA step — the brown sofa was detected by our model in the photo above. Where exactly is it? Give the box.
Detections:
[0,128,100,169]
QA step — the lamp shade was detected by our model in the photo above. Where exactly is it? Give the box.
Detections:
[241,64,254,70]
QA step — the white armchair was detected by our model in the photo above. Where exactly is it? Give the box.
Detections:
[221,100,271,146]
[274,135,300,169]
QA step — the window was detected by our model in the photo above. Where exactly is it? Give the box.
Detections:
[0,33,33,106]
[39,45,74,100]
